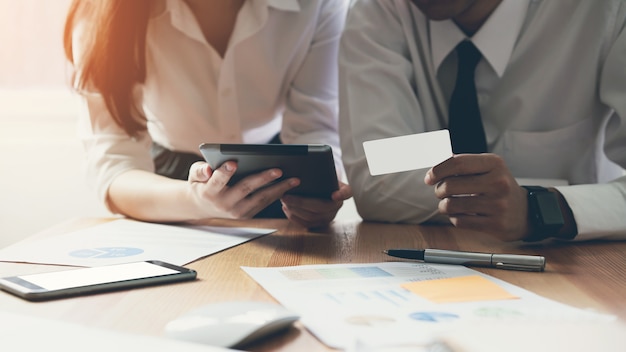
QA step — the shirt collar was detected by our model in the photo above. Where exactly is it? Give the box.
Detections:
[164,0,301,16]
[163,0,301,44]
[430,0,529,77]
[266,0,300,12]
[165,0,204,43]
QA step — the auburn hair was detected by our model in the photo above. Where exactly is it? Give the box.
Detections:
[63,0,151,136]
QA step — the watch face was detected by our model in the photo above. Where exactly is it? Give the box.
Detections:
[535,192,565,227]
[523,186,566,242]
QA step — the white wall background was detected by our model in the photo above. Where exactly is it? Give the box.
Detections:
[0,0,109,248]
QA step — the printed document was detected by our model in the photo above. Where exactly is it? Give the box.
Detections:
[0,219,274,267]
[243,262,615,350]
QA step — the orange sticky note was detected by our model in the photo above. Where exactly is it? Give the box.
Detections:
[401,275,519,303]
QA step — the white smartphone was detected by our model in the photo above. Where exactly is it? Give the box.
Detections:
[0,260,197,301]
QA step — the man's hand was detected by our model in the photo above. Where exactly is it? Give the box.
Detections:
[424,154,530,241]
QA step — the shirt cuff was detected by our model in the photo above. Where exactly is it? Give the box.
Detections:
[555,181,626,241]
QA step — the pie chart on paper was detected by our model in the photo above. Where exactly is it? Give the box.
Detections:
[409,311,459,323]
[69,247,144,259]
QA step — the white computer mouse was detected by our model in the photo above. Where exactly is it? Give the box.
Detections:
[164,301,300,348]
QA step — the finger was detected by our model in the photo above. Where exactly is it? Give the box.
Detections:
[425,154,497,185]
[234,178,300,217]
[283,203,339,226]
[284,204,334,229]
[437,195,498,217]
[287,200,338,229]
[424,156,455,185]
[188,162,212,182]
[229,169,289,199]
[437,175,516,200]
[331,182,353,202]
[207,161,237,192]
[433,174,487,198]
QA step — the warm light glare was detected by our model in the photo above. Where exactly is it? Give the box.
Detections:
[0,0,77,137]
[0,0,73,89]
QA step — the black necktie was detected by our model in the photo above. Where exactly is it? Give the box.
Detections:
[448,40,487,154]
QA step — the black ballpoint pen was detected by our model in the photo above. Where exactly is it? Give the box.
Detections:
[383,248,545,272]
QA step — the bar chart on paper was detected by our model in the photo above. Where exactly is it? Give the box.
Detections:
[279,265,447,307]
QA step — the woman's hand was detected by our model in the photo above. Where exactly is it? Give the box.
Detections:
[280,181,353,229]
[187,161,300,220]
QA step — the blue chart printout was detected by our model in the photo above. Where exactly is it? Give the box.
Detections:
[242,262,615,350]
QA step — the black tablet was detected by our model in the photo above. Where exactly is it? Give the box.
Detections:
[199,143,339,199]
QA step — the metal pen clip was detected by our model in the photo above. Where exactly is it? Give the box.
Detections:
[494,261,545,272]
[491,253,546,271]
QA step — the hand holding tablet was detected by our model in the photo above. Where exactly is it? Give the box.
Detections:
[199,143,339,199]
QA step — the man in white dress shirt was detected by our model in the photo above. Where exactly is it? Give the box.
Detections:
[339,0,626,241]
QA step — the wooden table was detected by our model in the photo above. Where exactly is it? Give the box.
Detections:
[0,217,625,351]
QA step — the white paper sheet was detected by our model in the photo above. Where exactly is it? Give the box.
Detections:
[242,262,615,350]
[0,219,274,267]
[346,320,626,352]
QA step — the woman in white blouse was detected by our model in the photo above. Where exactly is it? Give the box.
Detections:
[63,0,351,228]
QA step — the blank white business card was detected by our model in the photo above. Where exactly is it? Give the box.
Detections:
[363,130,453,176]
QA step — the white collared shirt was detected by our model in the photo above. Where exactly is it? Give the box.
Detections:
[77,0,348,203]
[430,0,529,140]
[339,0,626,241]
[430,0,528,77]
